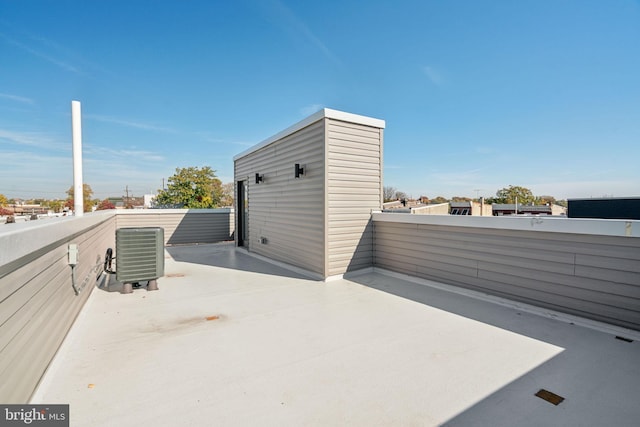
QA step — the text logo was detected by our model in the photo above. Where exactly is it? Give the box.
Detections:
[1,405,69,427]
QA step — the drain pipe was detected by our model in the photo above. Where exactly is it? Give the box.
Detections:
[71,100,84,217]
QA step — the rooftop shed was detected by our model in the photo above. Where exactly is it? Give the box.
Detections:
[233,108,385,279]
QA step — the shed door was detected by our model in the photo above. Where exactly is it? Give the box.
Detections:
[236,180,248,246]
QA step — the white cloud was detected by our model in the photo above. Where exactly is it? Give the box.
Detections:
[0,93,34,105]
[0,128,68,151]
[266,0,340,64]
[84,145,165,162]
[422,65,444,86]
[0,151,71,197]
[1,33,81,74]
[85,114,176,133]
[531,180,640,200]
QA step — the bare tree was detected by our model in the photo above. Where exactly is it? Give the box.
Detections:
[220,182,234,207]
[383,186,397,202]
[393,191,407,201]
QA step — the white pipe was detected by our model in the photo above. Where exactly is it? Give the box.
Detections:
[71,100,83,217]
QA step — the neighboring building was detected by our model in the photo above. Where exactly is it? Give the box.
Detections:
[382,200,403,210]
[410,203,449,215]
[5,204,49,215]
[450,200,492,216]
[568,197,640,220]
[143,194,155,208]
[107,196,145,209]
[382,202,449,215]
[492,204,567,216]
[234,108,385,279]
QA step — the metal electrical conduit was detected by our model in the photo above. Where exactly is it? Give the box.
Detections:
[69,247,106,296]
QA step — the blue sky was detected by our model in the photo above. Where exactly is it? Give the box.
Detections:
[1,0,639,201]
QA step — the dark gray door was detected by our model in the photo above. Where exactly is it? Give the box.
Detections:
[236,181,248,246]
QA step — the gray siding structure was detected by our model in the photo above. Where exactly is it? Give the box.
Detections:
[326,119,382,276]
[234,109,384,278]
[0,213,116,403]
[373,214,640,330]
[116,209,234,245]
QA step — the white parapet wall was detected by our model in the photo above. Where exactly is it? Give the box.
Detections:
[372,212,639,238]
[372,212,640,330]
[0,210,117,403]
[0,208,235,403]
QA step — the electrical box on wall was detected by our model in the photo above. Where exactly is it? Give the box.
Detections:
[68,243,78,265]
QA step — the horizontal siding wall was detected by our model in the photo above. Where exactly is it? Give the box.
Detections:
[116,209,234,245]
[0,214,115,403]
[235,120,325,275]
[373,216,640,330]
[326,119,382,276]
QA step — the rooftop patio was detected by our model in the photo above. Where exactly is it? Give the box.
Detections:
[31,242,640,426]
[3,109,639,425]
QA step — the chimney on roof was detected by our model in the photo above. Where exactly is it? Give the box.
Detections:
[71,100,83,217]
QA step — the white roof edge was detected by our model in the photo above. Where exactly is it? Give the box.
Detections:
[323,108,386,129]
[372,212,640,238]
[233,108,385,161]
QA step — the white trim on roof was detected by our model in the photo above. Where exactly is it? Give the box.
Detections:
[372,212,640,238]
[233,108,385,161]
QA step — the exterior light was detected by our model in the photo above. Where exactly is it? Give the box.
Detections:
[294,163,305,178]
[255,173,264,184]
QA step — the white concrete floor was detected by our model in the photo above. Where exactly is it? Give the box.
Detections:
[32,243,640,426]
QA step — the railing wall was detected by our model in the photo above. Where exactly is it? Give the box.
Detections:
[0,208,235,403]
[0,212,116,403]
[372,213,640,331]
[2,208,637,403]
[116,209,234,245]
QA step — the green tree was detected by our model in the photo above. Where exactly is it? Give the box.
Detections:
[0,193,7,207]
[493,185,535,205]
[47,199,64,213]
[155,166,222,208]
[536,195,556,205]
[451,196,472,202]
[431,196,449,204]
[66,184,95,213]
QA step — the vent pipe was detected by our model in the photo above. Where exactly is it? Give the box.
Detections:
[71,100,83,217]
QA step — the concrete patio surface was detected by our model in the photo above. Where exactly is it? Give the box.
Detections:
[31,243,640,426]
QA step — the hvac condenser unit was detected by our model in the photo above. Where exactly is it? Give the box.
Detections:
[115,227,165,284]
